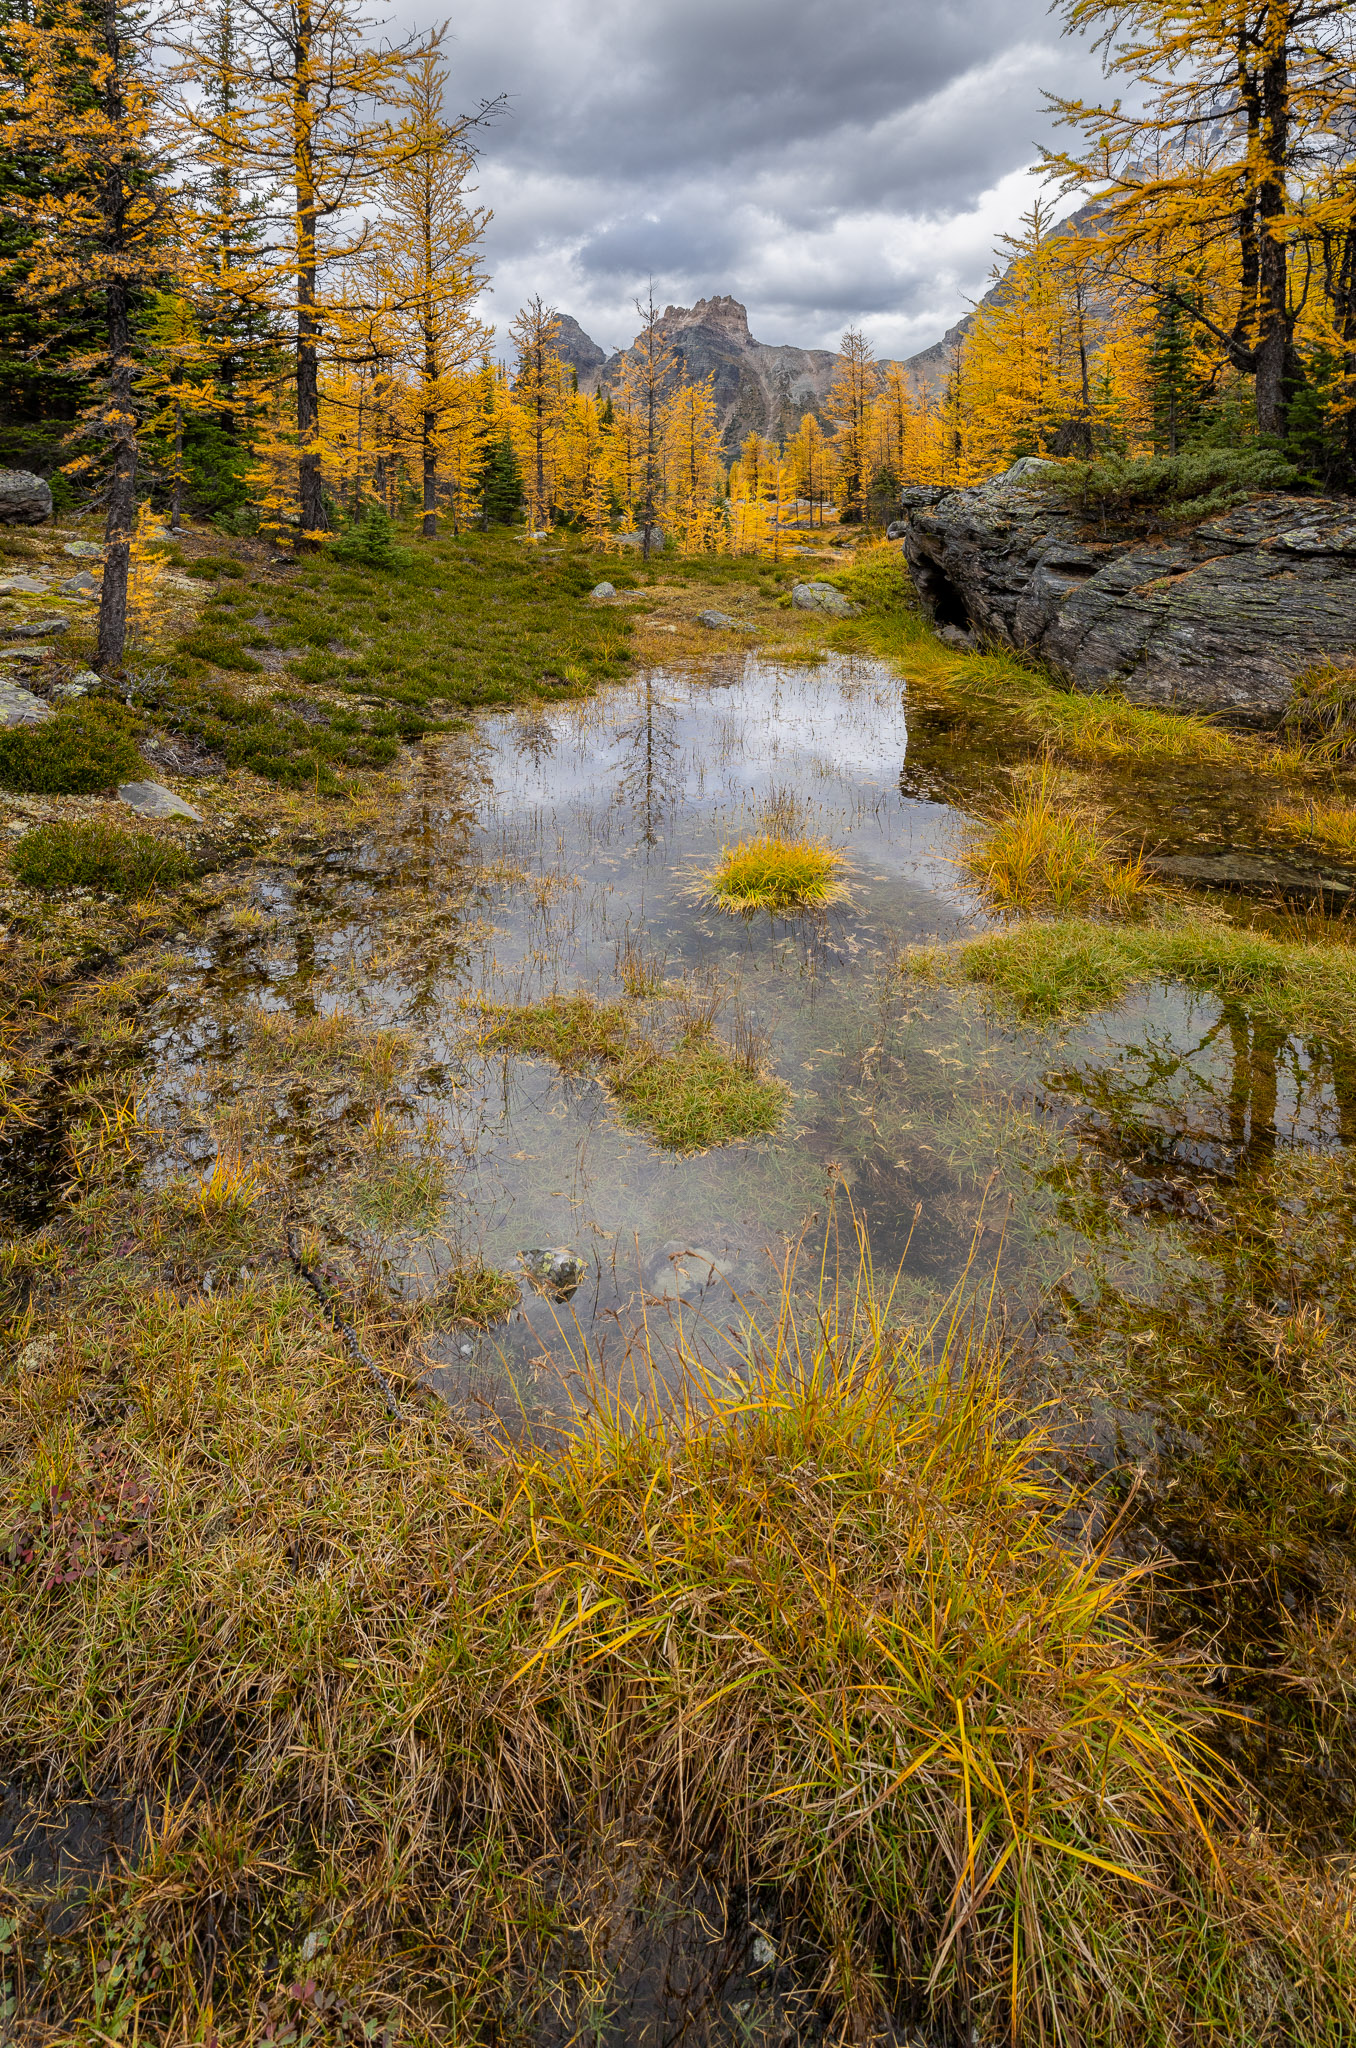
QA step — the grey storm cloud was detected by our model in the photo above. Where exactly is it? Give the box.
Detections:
[415,0,1108,359]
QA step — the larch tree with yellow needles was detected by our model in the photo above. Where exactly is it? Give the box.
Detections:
[828,325,881,523]
[1,0,175,671]
[661,376,724,550]
[621,282,676,560]
[510,295,567,532]
[174,0,424,538]
[372,36,495,538]
[1044,0,1356,440]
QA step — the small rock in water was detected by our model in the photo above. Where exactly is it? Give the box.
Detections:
[649,1243,735,1301]
[749,1932,776,1970]
[590,581,616,598]
[791,581,857,616]
[62,539,103,559]
[118,780,203,822]
[519,1245,585,1296]
[0,680,52,728]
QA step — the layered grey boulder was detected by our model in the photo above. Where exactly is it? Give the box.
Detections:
[792,581,857,616]
[0,470,53,524]
[898,460,1356,725]
[0,680,52,727]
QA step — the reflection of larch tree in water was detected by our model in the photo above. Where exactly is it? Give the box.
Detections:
[383,754,478,1027]
[614,679,681,846]
[512,706,557,766]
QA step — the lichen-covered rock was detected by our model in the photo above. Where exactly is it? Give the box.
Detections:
[0,681,52,727]
[898,461,1356,725]
[791,581,857,617]
[0,470,53,525]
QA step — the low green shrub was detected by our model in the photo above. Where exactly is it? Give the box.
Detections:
[1037,446,1300,524]
[184,555,246,581]
[11,819,194,895]
[329,505,409,570]
[175,625,263,672]
[0,701,143,793]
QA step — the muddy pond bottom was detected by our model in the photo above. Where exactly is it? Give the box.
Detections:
[142,654,1356,1431]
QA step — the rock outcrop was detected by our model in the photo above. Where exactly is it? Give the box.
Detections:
[898,460,1356,725]
[0,470,53,524]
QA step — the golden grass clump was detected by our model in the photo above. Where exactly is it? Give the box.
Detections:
[708,832,846,914]
[961,764,1149,916]
[4,1212,1355,2042]
[1266,796,1356,862]
[481,991,788,1152]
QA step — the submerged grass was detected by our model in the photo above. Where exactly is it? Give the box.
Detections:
[939,913,1356,1027]
[960,764,1150,916]
[2,1192,1353,2043]
[707,833,846,914]
[481,991,787,1152]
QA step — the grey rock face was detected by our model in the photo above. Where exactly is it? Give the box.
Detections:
[590,581,616,598]
[898,462,1356,725]
[791,581,857,616]
[0,681,52,727]
[0,470,53,525]
[118,781,203,822]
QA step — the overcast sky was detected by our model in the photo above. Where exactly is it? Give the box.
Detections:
[431,0,1108,362]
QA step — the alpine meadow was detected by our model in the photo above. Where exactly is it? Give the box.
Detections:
[4,2,1356,2044]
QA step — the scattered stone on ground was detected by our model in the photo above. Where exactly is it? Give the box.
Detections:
[0,681,52,728]
[67,669,100,690]
[590,581,616,598]
[61,540,103,559]
[58,572,99,598]
[899,458,1356,724]
[0,645,51,664]
[519,1246,585,1296]
[791,581,857,616]
[8,616,69,639]
[50,682,87,701]
[117,781,203,822]
[696,609,737,629]
[0,469,54,524]
[0,576,46,596]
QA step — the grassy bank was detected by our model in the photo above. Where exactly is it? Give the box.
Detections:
[4,1128,1354,2041]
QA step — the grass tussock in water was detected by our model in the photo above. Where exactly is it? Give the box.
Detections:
[945,913,1356,1027]
[1267,794,1356,860]
[481,991,787,1152]
[10,819,194,896]
[1280,659,1356,761]
[960,764,1150,916]
[707,832,846,914]
[2,1207,1353,2043]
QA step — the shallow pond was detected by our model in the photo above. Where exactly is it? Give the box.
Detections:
[130,654,1356,1462]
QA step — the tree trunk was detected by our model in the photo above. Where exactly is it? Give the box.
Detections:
[1254,31,1291,437]
[422,306,437,538]
[171,371,184,530]
[98,278,137,674]
[293,4,324,536]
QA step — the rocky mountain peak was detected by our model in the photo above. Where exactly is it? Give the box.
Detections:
[659,295,753,344]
